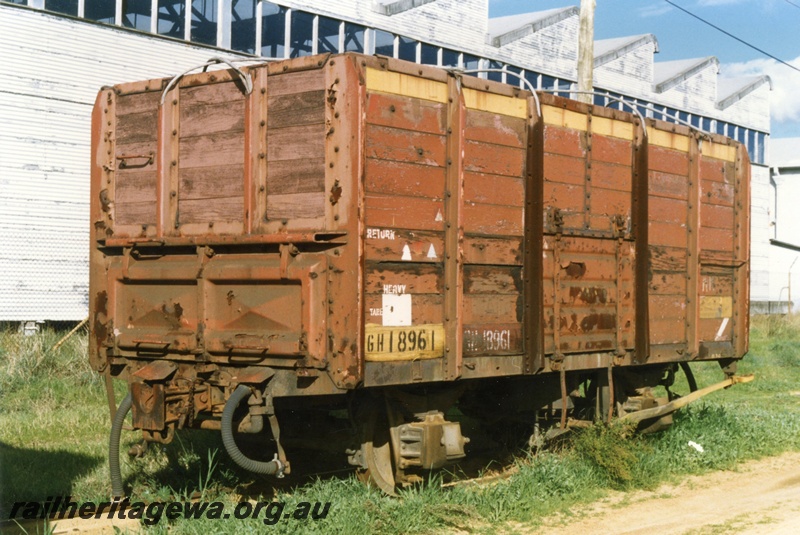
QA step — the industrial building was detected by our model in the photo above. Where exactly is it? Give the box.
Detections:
[0,0,773,320]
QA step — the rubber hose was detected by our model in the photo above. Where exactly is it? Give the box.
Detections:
[221,385,280,475]
[110,392,132,498]
[680,361,698,392]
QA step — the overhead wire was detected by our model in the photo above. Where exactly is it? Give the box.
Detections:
[664,0,800,74]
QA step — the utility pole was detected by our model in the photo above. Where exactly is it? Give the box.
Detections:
[577,0,596,104]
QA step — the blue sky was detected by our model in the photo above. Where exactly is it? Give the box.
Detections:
[489,0,800,138]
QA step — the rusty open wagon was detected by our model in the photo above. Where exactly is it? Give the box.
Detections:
[89,52,752,495]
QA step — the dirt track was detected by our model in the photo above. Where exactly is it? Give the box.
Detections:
[534,451,800,534]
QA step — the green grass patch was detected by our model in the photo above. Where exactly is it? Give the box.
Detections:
[2,315,800,533]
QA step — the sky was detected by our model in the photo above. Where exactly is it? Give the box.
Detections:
[488,0,800,138]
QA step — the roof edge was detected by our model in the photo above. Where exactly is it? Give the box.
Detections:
[595,34,658,67]
[717,75,772,110]
[372,0,437,16]
[654,57,719,93]
[490,6,579,48]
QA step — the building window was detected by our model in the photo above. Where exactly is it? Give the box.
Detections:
[462,53,479,75]
[85,0,116,23]
[231,0,256,54]
[757,132,766,165]
[317,15,340,54]
[123,0,152,32]
[716,121,727,136]
[398,36,416,61]
[441,48,459,67]
[190,0,217,45]
[289,10,313,57]
[420,42,438,65]
[486,60,503,82]
[157,0,184,38]
[46,0,78,16]
[344,22,365,52]
[374,29,394,57]
[506,65,523,88]
[261,3,286,58]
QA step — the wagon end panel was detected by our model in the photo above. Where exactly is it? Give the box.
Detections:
[90,56,363,391]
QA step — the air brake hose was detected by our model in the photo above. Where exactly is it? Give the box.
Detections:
[221,385,282,476]
[110,392,132,498]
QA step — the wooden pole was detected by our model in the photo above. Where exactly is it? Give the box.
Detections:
[577,0,596,104]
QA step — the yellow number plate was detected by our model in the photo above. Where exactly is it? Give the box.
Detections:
[364,324,445,362]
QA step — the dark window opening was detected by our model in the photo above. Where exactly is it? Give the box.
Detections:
[318,15,340,54]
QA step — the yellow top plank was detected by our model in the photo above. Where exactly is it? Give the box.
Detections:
[704,141,736,162]
[648,127,690,152]
[463,88,527,119]
[592,116,634,140]
[543,105,588,131]
[365,68,448,103]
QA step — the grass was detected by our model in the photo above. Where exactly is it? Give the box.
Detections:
[1,315,800,533]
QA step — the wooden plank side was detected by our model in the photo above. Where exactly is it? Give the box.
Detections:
[591,161,632,192]
[364,263,443,295]
[180,131,245,168]
[464,140,525,177]
[464,265,522,294]
[365,91,445,135]
[591,133,632,166]
[701,179,735,207]
[180,100,245,138]
[365,194,445,231]
[179,165,244,200]
[544,182,584,212]
[116,91,160,116]
[267,192,325,220]
[543,125,586,159]
[268,69,326,96]
[700,203,734,230]
[115,168,157,225]
[650,196,689,224]
[649,146,690,175]
[364,229,445,263]
[365,158,445,199]
[364,293,443,325]
[268,90,325,129]
[649,171,689,201]
[464,172,523,207]
[464,108,525,148]
[179,197,243,224]
[267,124,325,161]
[589,187,631,218]
[365,124,446,166]
[463,203,523,236]
[463,236,522,265]
[462,294,521,324]
[544,153,585,185]
[116,110,158,145]
[650,246,687,272]
[267,158,326,195]
[649,221,688,249]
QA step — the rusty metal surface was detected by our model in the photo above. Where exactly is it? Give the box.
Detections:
[90,52,751,401]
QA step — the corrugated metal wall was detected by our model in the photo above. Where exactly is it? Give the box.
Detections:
[0,5,246,320]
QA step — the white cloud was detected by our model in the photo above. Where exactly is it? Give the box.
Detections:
[722,55,800,126]
[638,3,672,17]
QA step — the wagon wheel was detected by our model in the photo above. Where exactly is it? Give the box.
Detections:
[356,404,398,495]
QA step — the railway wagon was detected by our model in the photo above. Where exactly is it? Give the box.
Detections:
[89,53,751,495]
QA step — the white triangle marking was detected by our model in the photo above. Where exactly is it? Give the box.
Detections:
[401,244,412,261]
[426,244,437,259]
[435,209,443,222]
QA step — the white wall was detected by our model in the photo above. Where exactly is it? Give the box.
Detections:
[0,5,247,320]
